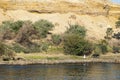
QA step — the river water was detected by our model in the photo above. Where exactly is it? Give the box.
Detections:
[0,63,120,80]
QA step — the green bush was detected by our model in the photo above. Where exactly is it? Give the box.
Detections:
[1,20,24,33]
[115,17,120,28]
[113,46,120,53]
[0,21,14,40]
[51,34,62,46]
[0,42,15,57]
[40,42,49,53]
[11,43,42,53]
[33,19,54,38]
[104,28,113,40]
[66,24,86,38]
[63,24,92,56]
[15,21,35,46]
[99,44,108,54]
[94,43,108,54]
[112,32,120,40]
[0,27,15,40]
[27,43,41,53]
[11,43,28,53]
[10,20,24,33]
[0,20,24,40]
[63,34,92,56]
[0,20,55,54]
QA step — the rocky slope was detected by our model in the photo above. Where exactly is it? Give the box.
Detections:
[0,0,120,41]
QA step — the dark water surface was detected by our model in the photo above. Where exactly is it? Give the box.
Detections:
[0,63,120,80]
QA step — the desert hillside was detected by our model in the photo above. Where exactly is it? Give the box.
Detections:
[0,0,120,41]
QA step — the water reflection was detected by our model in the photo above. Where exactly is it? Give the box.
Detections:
[0,63,120,80]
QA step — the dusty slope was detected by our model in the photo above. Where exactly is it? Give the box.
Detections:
[0,0,120,41]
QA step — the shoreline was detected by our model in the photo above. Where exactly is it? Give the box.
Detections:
[0,53,120,65]
[0,58,120,65]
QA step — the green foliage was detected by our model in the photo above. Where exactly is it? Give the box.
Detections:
[51,34,62,46]
[11,43,42,53]
[15,21,35,46]
[0,42,6,56]
[106,28,113,36]
[93,40,109,54]
[1,20,24,33]
[10,20,24,33]
[105,28,113,40]
[63,24,92,56]
[0,21,14,40]
[113,46,120,53]
[0,20,55,54]
[11,43,27,53]
[27,43,41,53]
[0,20,24,40]
[99,44,108,54]
[0,42,14,57]
[66,24,86,38]
[94,43,108,54]
[115,17,120,28]
[33,19,54,38]
[94,45,102,55]
[1,20,13,29]
[40,42,49,52]
[63,34,92,56]
[112,32,120,40]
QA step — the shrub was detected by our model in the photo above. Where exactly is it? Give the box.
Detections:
[94,43,108,54]
[99,44,108,54]
[10,20,24,33]
[33,19,54,38]
[1,20,13,28]
[93,44,102,55]
[63,24,92,56]
[0,21,14,40]
[113,46,120,53]
[11,43,42,53]
[2,20,24,33]
[116,17,120,28]
[63,34,92,56]
[26,43,41,53]
[0,27,15,40]
[92,53,100,58]
[0,42,15,58]
[104,28,113,40]
[112,32,120,40]
[51,34,62,46]
[11,43,28,53]
[15,21,35,46]
[0,20,24,40]
[40,42,49,53]
[66,24,86,38]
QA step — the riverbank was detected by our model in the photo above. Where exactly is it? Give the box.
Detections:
[0,53,120,65]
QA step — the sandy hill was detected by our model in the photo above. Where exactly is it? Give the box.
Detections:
[0,0,120,41]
